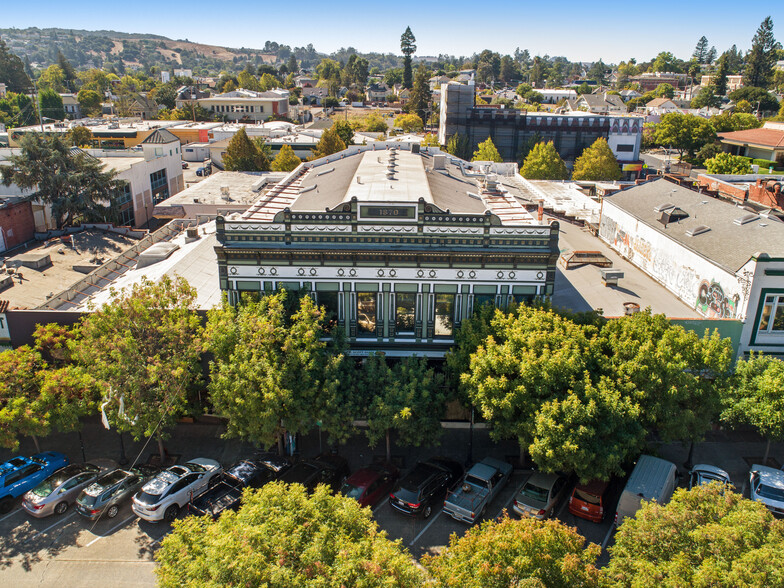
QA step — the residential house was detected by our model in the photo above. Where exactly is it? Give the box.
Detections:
[564,92,627,114]
[619,89,641,102]
[197,88,290,123]
[60,94,82,119]
[173,69,193,78]
[367,83,391,101]
[301,86,328,105]
[174,86,210,109]
[644,98,681,116]
[538,89,578,104]
[718,122,784,164]
[429,75,451,91]
[294,76,317,88]
[126,94,159,119]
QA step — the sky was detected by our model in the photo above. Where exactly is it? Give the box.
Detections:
[3,2,783,64]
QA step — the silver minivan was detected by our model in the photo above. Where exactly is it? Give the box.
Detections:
[614,455,677,526]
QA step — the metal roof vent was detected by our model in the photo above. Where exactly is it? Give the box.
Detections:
[734,213,760,225]
[686,225,711,237]
[654,202,675,212]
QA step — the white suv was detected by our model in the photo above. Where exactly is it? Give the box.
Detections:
[131,458,222,522]
[749,464,784,516]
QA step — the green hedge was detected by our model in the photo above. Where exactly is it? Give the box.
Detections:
[752,159,783,171]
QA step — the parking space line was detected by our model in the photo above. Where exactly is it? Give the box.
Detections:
[0,509,23,523]
[85,515,137,547]
[409,509,442,547]
[24,512,75,543]
[601,525,615,551]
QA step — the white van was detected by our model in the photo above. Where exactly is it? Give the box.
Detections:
[614,454,678,526]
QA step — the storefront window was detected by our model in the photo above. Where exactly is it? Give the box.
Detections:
[759,295,784,333]
[317,291,339,325]
[357,292,376,336]
[434,294,455,337]
[395,293,416,334]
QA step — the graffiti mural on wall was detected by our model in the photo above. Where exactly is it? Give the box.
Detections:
[695,280,739,318]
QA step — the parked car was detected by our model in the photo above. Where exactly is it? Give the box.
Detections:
[443,456,513,524]
[614,455,678,526]
[76,464,160,520]
[190,456,290,518]
[340,462,399,508]
[749,464,784,516]
[195,166,211,177]
[689,464,731,490]
[278,454,350,494]
[389,457,464,519]
[181,161,189,169]
[512,471,570,520]
[132,458,222,523]
[0,452,70,514]
[568,479,618,523]
[22,460,116,518]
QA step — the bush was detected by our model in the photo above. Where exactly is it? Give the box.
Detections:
[752,159,781,170]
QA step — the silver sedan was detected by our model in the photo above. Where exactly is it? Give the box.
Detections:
[22,460,116,518]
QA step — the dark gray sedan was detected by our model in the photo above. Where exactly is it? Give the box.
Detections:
[22,460,116,518]
[76,464,160,520]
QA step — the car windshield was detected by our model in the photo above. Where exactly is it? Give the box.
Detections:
[340,483,364,499]
[78,493,98,508]
[135,491,161,505]
[464,475,487,488]
[574,489,601,505]
[520,483,549,503]
[31,475,68,498]
[758,483,784,502]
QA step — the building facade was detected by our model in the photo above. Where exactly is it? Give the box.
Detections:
[214,145,560,356]
[198,89,290,123]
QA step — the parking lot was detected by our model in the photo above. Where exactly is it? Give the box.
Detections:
[0,420,779,586]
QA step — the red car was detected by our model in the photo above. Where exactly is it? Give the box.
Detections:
[340,463,399,508]
[567,479,612,523]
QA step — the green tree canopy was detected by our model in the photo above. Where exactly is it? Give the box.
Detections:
[728,87,780,113]
[572,137,621,181]
[1,133,122,229]
[310,127,346,159]
[270,144,302,172]
[423,515,601,587]
[39,88,64,121]
[520,141,569,180]
[446,133,471,160]
[332,119,355,146]
[73,276,203,458]
[606,484,784,587]
[223,127,271,171]
[37,64,66,93]
[400,26,417,89]
[0,37,31,92]
[406,64,432,126]
[76,88,102,117]
[743,16,781,88]
[653,112,716,158]
[705,152,754,174]
[156,483,426,587]
[0,92,37,128]
[394,113,424,133]
[472,136,503,162]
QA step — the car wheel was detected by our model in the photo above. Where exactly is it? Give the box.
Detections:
[164,505,179,523]
[0,498,13,514]
[423,505,432,519]
[54,501,68,515]
[106,505,119,519]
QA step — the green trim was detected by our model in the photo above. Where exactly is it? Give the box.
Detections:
[434,284,458,293]
[315,282,340,291]
[355,283,379,292]
[513,286,538,294]
[749,288,784,346]
[764,270,784,276]
[394,283,418,292]
[473,285,497,294]
[382,283,391,292]
[237,281,261,291]
[278,282,300,291]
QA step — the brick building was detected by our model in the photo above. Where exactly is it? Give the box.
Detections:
[0,197,35,253]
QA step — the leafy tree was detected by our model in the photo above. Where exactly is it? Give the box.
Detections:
[205,292,342,453]
[728,86,780,113]
[0,37,31,92]
[572,137,621,181]
[421,133,440,147]
[721,353,784,463]
[77,88,102,117]
[0,91,37,128]
[744,16,781,88]
[524,89,544,103]
[446,133,471,160]
[516,83,533,97]
[37,64,66,92]
[520,141,569,180]
[400,26,417,89]
[237,68,260,91]
[691,85,720,109]
[588,59,607,85]
[223,127,270,171]
[653,83,676,98]
[606,484,784,587]
[332,119,355,146]
[394,113,424,133]
[651,51,681,73]
[156,483,426,587]
[56,51,77,92]
[576,82,592,96]
[65,125,93,147]
[1,133,122,228]
[423,515,602,588]
[310,127,346,159]
[363,355,446,462]
[705,152,754,174]
[472,136,503,162]
[39,88,65,120]
[362,112,388,133]
[74,276,203,459]
[406,64,432,125]
[270,144,301,172]
[694,142,722,167]
[0,346,49,452]
[653,112,716,158]
[342,54,369,89]
[286,54,298,74]
[711,112,762,132]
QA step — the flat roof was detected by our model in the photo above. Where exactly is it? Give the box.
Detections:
[156,171,286,207]
[100,156,145,173]
[346,150,434,204]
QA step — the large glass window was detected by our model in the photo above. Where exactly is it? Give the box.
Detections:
[759,295,784,333]
[357,293,376,336]
[150,169,169,204]
[317,291,339,325]
[395,293,416,334]
[474,294,495,311]
[434,294,455,337]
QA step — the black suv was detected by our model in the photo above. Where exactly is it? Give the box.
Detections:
[389,457,464,518]
[277,454,350,493]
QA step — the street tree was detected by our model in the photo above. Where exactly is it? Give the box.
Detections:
[0,92,37,128]
[606,484,784,587]
[1,133,122,229]
[38,88,65,121]
[205,292,342,453]
[691,85,720,109]
[721,353,784,463]
[423,515,602,588]
[332,119,355,146]
[421,133,440,147]
[310,127,346,159]
[393,113,424,133]
[705,152,754,174]
[520,141,569,180]
[713,53,729,96]
[270,144,301,172]
[156,483,426,588]
[364,355,446,462]
[74,276,203,459]
[400,26,417,89]
[653,112,716,158]
[572,137,621,181]
[472,136,503,163]
[223,127,270,172]
[0,346,49,452]
[363,112,389,133]
[743,16,781,88]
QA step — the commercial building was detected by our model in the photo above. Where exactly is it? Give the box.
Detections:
[197,89,290,123]
[214,144,560,356]
[0,197,35,253]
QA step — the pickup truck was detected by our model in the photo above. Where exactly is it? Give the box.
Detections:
[443,456,512,524]
[189,457,290,519]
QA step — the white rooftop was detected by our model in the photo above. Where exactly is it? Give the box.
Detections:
[347,150,434,204]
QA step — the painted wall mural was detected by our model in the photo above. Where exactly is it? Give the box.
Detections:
[695,280,739,318]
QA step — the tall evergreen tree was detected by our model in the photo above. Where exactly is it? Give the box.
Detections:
[714,53,729,96]
[56,51,77,92]
[407,64,432,124]
[744,16,781,88]
[692,36,709,63]
[0,37,32,92]
[400,27,417,89]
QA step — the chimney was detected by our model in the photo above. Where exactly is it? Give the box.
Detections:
[537,200,544,222]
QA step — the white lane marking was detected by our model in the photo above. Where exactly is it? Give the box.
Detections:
[409,509,442,547]
[372,500,388,513]
[601,525,615,551]
[24,512,75,543]
[0,508,23,523]
[85,515,137,547]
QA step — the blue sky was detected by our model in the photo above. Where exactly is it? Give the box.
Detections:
[3,2,782,63]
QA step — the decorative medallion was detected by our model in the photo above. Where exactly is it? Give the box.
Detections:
[497,271,504,279]
[298,268,306,276]
[270,268,278,276]
[377,269,385,277]
[349,269,357,277]
[309,268,317,276]
[536,271,544,280]
[230,267,237,275]
[337,268,345,277]
[429,270,437,278]
[258,268,266,275]
[508,271,516,279]
[389,269,397,277]
[417,270,425,278]
[469,270,476,279]
[457,270,464,278]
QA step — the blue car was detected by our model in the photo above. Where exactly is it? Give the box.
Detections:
[0,452,70,513]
